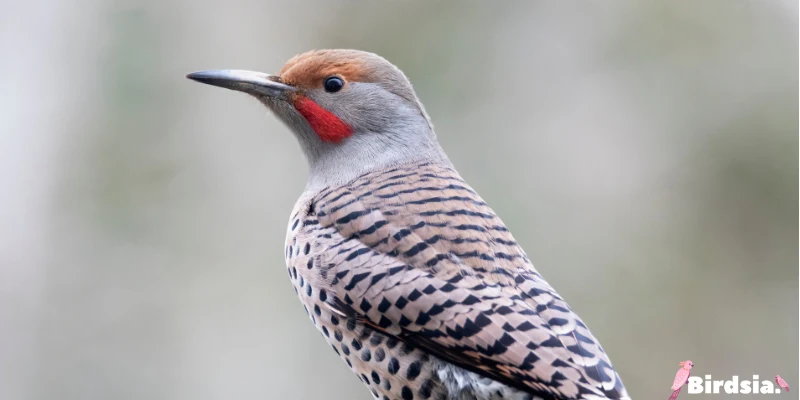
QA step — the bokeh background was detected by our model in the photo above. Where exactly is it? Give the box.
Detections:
[1,1,797,399]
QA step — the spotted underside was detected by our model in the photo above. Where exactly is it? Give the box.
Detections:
[285,161,629,400]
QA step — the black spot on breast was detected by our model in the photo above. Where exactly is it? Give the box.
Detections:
[401,342,415,354]
[406,361,421,381]
[387,358,399,374]
[418,379,434,399]
[374,347,385,362]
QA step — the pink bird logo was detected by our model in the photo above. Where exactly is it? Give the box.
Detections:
[668,360,694,400]
[776,375,790,392]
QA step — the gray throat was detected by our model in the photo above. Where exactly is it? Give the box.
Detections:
[304,127,452,193]
[260,86,451,193]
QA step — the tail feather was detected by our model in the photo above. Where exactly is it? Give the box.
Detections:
[668,386,683,400]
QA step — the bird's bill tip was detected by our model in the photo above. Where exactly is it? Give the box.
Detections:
[186,69,295,98]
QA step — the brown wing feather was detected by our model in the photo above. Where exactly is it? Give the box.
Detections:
[312,162,628,399]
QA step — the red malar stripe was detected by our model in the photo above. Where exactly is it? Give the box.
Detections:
[293,96,353,143]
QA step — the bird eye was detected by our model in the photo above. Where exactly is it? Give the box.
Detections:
[324,76,344,93]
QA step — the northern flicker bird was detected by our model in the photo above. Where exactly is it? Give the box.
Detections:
[188,49,629,400]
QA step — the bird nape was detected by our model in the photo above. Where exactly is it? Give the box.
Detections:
[188,49,630,400]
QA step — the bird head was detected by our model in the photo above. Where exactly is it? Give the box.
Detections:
[679,360,694,369]
[188,49,448,189]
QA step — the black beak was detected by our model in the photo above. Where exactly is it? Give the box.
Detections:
[186,70,295,98]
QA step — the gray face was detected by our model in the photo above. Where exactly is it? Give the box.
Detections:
[187,54,450,191]
[258,79,442,178]
[310,82,432,136]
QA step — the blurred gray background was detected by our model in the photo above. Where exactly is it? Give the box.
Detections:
[1,1,797,399]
